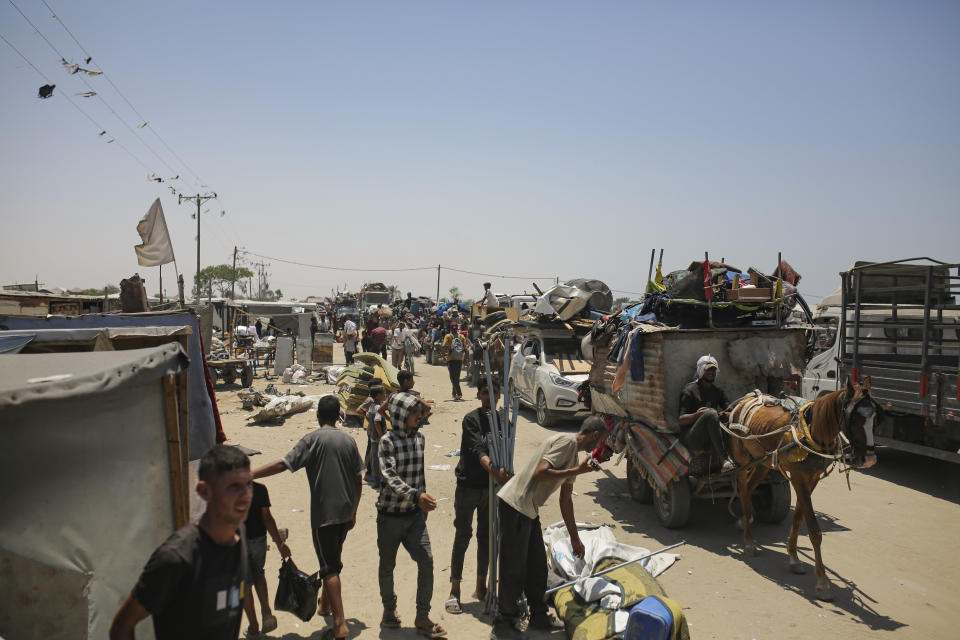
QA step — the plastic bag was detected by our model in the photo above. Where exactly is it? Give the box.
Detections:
[274,558,321,622]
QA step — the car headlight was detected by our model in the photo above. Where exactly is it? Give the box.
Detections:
[549,373,575,388]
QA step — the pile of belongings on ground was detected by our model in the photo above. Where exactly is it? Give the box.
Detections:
[628,258,803,329]
[335,352,400,419]
[239,385,323,423]
[544,523,689,640]
[282,364,310,384]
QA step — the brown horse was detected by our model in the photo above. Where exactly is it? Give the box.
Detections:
[726,377,879,601]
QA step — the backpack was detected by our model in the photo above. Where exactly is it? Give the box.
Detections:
[449,334,465,359]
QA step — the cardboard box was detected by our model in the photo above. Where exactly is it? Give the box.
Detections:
[726,287,772,302]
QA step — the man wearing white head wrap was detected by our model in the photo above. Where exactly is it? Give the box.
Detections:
[694,354,720,382]
[678,354,736,472]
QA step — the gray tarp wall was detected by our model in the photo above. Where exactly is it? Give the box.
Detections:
[0,344,188,640]
[0,311,216,459]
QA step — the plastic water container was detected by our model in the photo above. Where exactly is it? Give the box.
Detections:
[624,596,674,640]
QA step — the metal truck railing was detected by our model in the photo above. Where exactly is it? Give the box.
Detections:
[839,258,960,460]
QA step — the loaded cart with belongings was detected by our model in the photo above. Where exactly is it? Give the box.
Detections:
[584,253,814,528]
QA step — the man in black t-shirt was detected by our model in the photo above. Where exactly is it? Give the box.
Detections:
[445,376,511,615]
[678,355,736,472]
[110,445,252,640]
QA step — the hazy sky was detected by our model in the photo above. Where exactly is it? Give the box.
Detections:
[1,1,957,303]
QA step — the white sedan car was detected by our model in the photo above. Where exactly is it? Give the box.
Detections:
[508,335,590,427]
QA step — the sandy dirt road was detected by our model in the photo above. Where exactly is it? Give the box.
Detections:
[217,347,960,639]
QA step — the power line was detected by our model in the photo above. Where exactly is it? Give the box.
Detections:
[7,0,183,183]
[38,0,205,186]
[237,250,436,273]
[442,265,556,281]
[0,30,153,173]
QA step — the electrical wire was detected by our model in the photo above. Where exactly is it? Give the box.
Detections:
[442,265,557,281]
[238,250,435,272]
[0,30,154,172]
[7,0,184,183]
[38,0,204,186]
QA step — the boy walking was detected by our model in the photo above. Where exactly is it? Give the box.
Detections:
[441,323,468,400]
[377,392,446,638]
[366,385,387,488]
[110,445,252,640]
[241,481,290,638]
[253,395,364,640]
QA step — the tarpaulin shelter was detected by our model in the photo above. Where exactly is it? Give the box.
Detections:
[0,343,190,640]
[0,310,221,458]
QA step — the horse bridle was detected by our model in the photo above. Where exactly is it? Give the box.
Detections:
[836,387,878,460]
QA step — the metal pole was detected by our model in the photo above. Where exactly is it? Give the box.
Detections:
[436,264,441,309]
[544,541,686,595]
[776,251,782,329]
[195,196,201,304]
[231,246,237,300]
[646,249,655,287]
[705,251,713,329]
[853,268,863,383]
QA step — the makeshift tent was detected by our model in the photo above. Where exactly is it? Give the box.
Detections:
[0,311,220,458]
[0,344,190,640]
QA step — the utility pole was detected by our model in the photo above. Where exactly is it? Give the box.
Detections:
[436,264,441,307]
[230,246,238,300]
[178,191,217,304]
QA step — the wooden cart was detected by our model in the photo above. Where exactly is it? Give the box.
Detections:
[589,325,807,528]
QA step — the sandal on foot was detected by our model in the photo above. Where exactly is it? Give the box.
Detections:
[380,610,402,629]
[261,614,278,633]
[416,621,447,638]
[444,597,463,614]
[243,626,262,639]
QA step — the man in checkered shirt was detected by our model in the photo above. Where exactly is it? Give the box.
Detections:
[375,391,446,638]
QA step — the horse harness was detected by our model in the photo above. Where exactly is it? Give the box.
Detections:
[723,391,846,475]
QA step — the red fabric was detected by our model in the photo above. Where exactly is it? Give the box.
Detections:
[773,260,802,286]
[703,260,714,300]
[197,330,227,444]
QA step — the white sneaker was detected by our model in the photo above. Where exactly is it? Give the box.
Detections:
[721,458,737,473]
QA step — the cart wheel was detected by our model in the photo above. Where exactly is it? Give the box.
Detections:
[655,477,691,528]
[240,365,254,388]
[626,455,654,504]
[755,471,792,523]
[536,389,557,427]
[207,365,218,385]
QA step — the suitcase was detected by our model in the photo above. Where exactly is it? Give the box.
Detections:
[624,595,674,640]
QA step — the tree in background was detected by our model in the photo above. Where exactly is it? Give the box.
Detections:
[613,296,632,308]
[194,264,254,298]
[448,286,461,301]
[387,284,401,302]
[77,284,119,296]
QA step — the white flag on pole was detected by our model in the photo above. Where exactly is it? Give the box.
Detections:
[135,198,175,266]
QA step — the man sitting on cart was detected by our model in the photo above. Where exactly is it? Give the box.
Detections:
[677,355,736,473]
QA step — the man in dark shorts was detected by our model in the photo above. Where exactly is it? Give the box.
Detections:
[678,354,736,472]
[445,375,511,615]
[253,395,364,640]
[241,481,291,638]
[110,445,252,640]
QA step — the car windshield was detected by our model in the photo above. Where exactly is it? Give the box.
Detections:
[542,338,583,363]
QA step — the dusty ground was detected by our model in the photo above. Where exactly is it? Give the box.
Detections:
[216,347,960,640]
